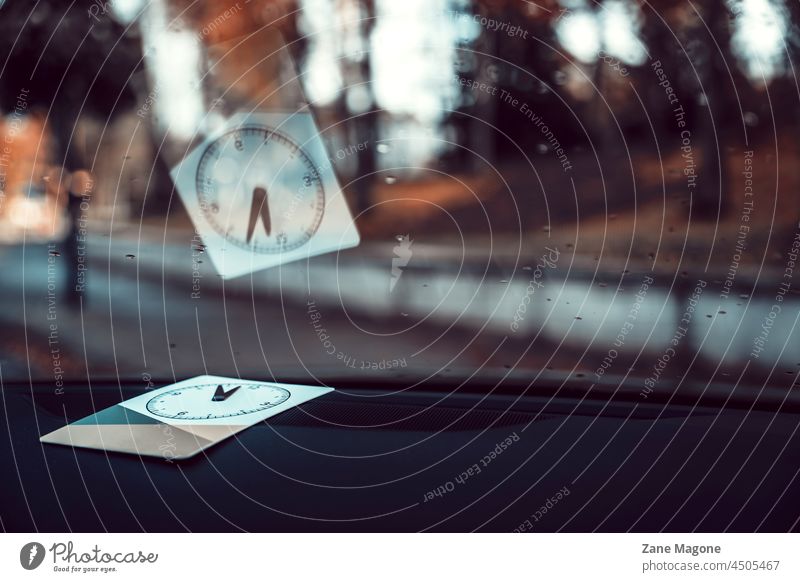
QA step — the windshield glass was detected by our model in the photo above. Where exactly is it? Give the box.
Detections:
[0,0,798,400]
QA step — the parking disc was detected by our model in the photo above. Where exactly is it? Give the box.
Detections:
[171,111,360,279]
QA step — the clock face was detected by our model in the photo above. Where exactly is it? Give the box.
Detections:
[195,125,325,254]
[145,382,291,420]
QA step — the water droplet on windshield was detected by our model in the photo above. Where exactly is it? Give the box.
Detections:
[743,112,758,126]
[376,143,390,154]
[385,175,397,184]
[125,254,136,259]
[48,250,60,257]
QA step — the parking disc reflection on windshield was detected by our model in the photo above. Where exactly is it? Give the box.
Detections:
[170,111,360,279]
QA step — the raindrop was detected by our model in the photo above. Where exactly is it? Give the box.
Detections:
[376,143,391,154]
[536,143,548,154]
[522,266,532,271]
[125,254,136,259]
[169,343,176,348]
[385,175,397,184]
[554,70,567,85]
[48,249,60,257]
[401,312,409,317]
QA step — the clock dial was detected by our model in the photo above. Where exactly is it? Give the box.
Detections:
[145,382,291,420]
[196,125,325,254]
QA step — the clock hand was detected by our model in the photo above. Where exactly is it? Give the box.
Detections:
[246,186,271,243]
[212,384,241,402]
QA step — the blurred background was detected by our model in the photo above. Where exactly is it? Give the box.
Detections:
[0,0,798,400]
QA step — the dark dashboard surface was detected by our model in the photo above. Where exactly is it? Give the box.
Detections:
[2,383,799,532]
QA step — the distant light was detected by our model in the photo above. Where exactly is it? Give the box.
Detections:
[728,0,787,83]
[601,0,647,65]
[141,1,204,141]
[111,0,146,24]
[372,0,460,121]
[346,85,372,113]
[555,11,600,64]
[556,2,646,67]
[300,0,343,106]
